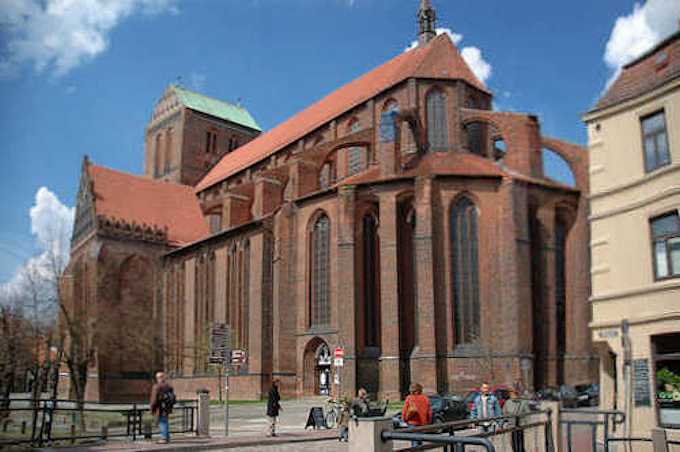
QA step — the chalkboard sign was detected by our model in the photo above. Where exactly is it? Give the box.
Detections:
[304,407,327,430]
[633,358,651,407]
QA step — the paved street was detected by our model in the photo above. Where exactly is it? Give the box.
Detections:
[208,396,333,437]
[216,441,348,451]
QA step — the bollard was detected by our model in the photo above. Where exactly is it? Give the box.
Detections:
[196,389,210,437]
[70,424,76,444]
[21,420,26,435]
[349,417,394,452]
[101,425,108,440]
[143,419,152,440]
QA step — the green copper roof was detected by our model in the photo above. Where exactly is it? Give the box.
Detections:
[172,85,261,131]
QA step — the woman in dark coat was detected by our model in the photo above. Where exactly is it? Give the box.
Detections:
[266,379,282,436]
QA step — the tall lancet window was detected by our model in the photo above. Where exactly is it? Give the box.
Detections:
[450,197,480,345]
[427,88,448,151]
[310,214,331,327]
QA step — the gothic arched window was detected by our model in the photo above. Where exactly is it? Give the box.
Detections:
[465,123,485,156]
[380,101,399,143]
[450,197,480,345]
[310,214,331,327]
[427,89,448,151]
[319,162,336,189]
[348,147,366,176]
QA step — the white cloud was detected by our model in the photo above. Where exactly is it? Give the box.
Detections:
[0,0,179,79]
[461,47,492,84]
[405,27,492,83]
[603,0,680,88]
[405,27,462,52]
[0,187,74,301]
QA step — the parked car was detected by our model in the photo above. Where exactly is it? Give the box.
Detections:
[575,383,599,407]
[536,385,579,408]
[393,394,468,428]
[463,385,514,412]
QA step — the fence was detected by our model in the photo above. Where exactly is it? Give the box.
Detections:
[559,408,680,452]
[383,409,554,452]
[0,397,197,447]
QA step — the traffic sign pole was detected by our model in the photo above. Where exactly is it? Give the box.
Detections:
[225,365,229,437]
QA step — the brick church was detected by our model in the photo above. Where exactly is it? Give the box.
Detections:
[62,0,597,402]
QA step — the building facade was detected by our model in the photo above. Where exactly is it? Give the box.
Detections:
[62,1,597,402]
[584,31,680,437]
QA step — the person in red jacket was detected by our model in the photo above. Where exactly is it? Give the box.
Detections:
[402,383,432,447]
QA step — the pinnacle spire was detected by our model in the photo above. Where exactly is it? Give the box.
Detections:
[418,0,437,46]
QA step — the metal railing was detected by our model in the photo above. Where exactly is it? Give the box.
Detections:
[0,397,196,447]
[559,408,625,452]
[383,431,496,451]
[384,409,554,452]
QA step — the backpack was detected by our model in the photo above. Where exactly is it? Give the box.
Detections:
[158,387,177,413]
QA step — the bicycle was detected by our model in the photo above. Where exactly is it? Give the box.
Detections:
[324,398,345,428]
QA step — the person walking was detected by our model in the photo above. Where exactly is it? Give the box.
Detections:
[402,383,432,447]
[471,382,502,432]
[338,398,351,442]
[149,371,175,444]
[266,379,282,437]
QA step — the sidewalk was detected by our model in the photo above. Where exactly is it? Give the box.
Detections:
[36,429,339,452]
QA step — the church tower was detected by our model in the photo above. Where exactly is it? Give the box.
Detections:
[418,0,437,46]
[144,85,261,187]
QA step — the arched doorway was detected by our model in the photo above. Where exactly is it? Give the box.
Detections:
[303,338,332,396]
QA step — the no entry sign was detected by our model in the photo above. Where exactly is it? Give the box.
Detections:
[334,347,344,367]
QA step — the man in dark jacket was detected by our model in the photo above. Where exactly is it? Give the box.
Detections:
[150,371,175,444]
[266,379,282,437]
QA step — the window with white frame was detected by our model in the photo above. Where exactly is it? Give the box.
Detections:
[651,211,680,280]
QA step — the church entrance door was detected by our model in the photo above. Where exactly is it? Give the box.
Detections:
[303,338,332,396]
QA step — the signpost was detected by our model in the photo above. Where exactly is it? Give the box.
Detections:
[209,323,232,437]
[334,347,344,398]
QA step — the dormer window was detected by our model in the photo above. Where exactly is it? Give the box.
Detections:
[349,118,361,134]
[209,212,222,234]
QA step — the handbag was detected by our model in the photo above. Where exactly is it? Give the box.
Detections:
[404,398,419,423]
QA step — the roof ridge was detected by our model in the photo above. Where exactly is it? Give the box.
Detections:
[195,32,492,192]
[172,84,249,112]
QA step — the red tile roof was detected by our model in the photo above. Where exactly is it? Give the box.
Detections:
[593,31,680,112]
[89,164,209,246]
[196,33,488,192]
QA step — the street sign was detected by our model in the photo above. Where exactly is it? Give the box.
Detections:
[209,323,232,364]
[231,349,247,365]
[334,347,344,359]
[334,357,344,367]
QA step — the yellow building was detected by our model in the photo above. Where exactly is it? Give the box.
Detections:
[583,30,680,439]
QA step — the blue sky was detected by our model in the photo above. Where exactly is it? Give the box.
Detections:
[1,0,678,285]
